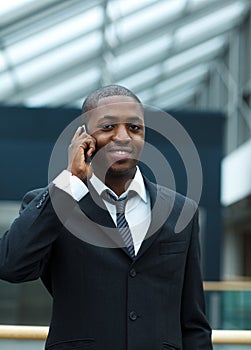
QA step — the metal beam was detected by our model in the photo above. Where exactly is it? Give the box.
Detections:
[113,15,245,83]
[43,80,100,108]
[113,0,248,56]
[144,72,208,106]
[100,0,112,86]
[1,0,63,30]
[2,0,250,109]
[1,0,103,44]
[1,32,226,105]
[152,86,199,110]
[122,39,226,95]
[2,54,103,104]
[1,0,246,75]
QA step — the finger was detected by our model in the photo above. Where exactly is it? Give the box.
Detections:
[86,146,95,158]
[81,139,96,158]
[71,127,83,142]
[72,133,95,149]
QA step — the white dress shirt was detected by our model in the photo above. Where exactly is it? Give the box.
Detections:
[53,167,151,255]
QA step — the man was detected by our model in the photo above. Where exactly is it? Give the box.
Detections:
[0,85,213,350]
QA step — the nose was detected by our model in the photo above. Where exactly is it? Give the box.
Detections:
[113,124,131,143]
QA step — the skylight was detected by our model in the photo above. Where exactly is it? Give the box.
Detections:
[24,68,100,107]
[0,0,32,17]
[115,0,186,40]
[107,0,155,20]
[165,36,226,72]
[14,31,102,86]
[6,6,104,65]
[111,35,172,73]
[176,2,247,43]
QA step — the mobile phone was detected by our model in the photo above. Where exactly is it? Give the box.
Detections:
[81,124,87,133]
[80,124,92,162]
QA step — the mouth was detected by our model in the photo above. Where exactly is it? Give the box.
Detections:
[107,148,133,161]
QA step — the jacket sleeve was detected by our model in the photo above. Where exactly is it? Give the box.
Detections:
[181,209,213,350]
[0,184,75,283]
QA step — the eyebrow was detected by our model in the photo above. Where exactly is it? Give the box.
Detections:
[102,115,143,122]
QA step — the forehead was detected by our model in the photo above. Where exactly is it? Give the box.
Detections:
[88,95,144,122]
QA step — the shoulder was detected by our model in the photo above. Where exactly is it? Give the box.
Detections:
[20,186,50,213]
[23,188,45,201]
[144,175,197,209]
[159,184,197,209]
[144,176,198,232]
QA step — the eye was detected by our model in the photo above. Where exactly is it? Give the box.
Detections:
[128,124,142,131]
[101,124,115,130]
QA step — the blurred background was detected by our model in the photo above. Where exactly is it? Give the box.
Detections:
[0,0,251,349]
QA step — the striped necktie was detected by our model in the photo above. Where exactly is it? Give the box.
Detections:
[105,191,135,258]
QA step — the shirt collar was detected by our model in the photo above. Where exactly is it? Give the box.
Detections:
[89,166,148,203]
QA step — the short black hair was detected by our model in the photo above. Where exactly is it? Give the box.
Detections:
[82,84,142,115]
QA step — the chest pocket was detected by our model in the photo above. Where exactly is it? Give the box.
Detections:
[159,241,186,255]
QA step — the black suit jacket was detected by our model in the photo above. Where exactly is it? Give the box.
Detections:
[0,177,212,350]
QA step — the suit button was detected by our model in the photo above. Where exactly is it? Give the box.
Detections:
[129,268,136,277]
[129,311,137,321]
[36,201,43,209]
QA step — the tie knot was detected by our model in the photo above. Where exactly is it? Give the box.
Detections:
[104,190,127,214]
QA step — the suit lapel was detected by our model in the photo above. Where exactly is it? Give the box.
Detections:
[77,181,129,253]
[76,177,174,260]
[78,186,113,228]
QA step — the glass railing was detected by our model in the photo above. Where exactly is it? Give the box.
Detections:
[1,282,251,350]
[1,327,251,349]
[204,281,251,330]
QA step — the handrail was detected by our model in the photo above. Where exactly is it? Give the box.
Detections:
[0,325,48,340]
[0,326,251,344]
[204,281,251,291]
[212,330,251,345]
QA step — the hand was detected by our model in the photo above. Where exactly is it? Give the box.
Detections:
[67,127,96,181]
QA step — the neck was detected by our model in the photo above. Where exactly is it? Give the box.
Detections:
[95,167,137,196]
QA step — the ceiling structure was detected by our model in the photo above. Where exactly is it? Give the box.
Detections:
[0,0,251,112]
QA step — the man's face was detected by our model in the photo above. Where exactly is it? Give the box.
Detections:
[86,95,144,177]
